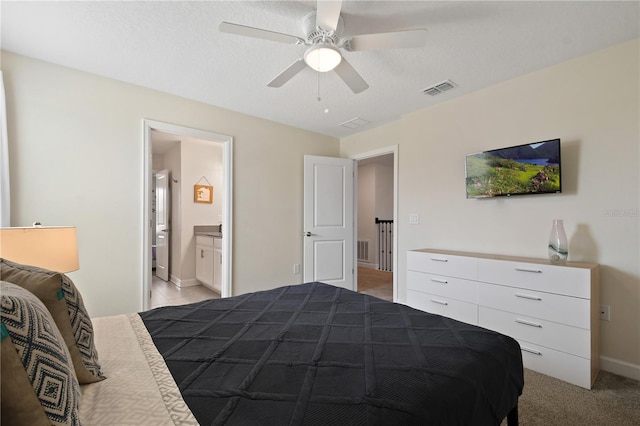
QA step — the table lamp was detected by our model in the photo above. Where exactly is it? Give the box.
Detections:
[0,225,79,272]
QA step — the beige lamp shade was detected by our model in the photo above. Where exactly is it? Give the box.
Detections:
[0,226,79,273]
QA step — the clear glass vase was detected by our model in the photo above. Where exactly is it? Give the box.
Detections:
[548,219,568,263]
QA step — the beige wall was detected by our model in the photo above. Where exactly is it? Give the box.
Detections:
[2,51,339,317]
[341,39,640,371]
[374,164,393,221]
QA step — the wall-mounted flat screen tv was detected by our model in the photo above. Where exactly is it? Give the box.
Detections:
[465,138,561,198]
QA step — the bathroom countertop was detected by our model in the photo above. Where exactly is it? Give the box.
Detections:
[194,225,222,238]
[195,232,222,238]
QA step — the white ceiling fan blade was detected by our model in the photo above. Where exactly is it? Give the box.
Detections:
[334,58,369,94]
[267,59,307,88]
[219,22,304,45]
[316,0,342,32]
[344,29,427,51]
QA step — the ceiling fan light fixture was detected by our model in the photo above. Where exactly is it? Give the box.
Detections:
[304,43,342,72]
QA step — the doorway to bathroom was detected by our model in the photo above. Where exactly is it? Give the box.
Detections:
[143,120,233,311]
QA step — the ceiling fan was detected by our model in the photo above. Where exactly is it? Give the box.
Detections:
[219,0,427,94]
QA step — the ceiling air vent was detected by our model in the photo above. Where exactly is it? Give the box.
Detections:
[422,80,458,96]
[340,117,370,129]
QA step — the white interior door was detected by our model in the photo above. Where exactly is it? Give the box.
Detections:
[155,169,170,282]
[303,155,355,290]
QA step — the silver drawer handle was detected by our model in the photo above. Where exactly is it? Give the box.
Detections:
[521,347,543,356]
[515,267,542,273]
[516,318,542,328]
[430,298,449,306]
[430,258,448,262]
[515,293,542,301]
[430,278,448,284]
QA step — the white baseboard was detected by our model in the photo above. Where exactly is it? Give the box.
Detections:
[600,356,640,381]
[170,276,199,288]
[357,262,379,269]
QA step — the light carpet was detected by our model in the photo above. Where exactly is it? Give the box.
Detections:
[502,368,640,425]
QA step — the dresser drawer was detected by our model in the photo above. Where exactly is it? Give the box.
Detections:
[407,271,478,304]
[478,258,592,298]
[516,339,593,389]
[478,282,590,329]
[407,251,477,280]
[407,289,478,325]
[479,307,590,358]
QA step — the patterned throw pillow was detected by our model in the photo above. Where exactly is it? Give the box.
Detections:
[1,281,81,426]
[0,258,105,383]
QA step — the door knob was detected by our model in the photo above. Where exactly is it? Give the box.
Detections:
[305,231,315,237]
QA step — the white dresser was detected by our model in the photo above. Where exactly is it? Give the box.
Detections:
[406,249,599,389]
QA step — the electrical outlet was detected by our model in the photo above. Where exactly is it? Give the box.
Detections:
[293,264,301,275]
[599,305,610,321]
[409,213,420,224]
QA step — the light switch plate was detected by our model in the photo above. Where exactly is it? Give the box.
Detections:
[409,213,420,224]
[599,305,610,321]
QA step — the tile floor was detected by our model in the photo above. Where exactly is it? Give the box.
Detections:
[151,274,220,308]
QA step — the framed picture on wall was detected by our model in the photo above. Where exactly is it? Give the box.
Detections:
[194,184,213,204]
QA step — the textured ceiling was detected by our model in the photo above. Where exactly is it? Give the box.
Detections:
[2,1,639,138]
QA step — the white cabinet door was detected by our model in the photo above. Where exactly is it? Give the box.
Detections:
[196,239,214,289]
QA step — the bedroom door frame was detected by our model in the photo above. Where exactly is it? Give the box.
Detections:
[350,145,399,302]
[142,119,233,311]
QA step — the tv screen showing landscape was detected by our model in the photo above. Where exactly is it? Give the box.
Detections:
[465,139,561,198]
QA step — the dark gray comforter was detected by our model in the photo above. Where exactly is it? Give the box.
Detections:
[140,282,523,425]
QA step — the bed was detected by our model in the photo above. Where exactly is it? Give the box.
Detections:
[89,282,523,425]
[0,261,523,426]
